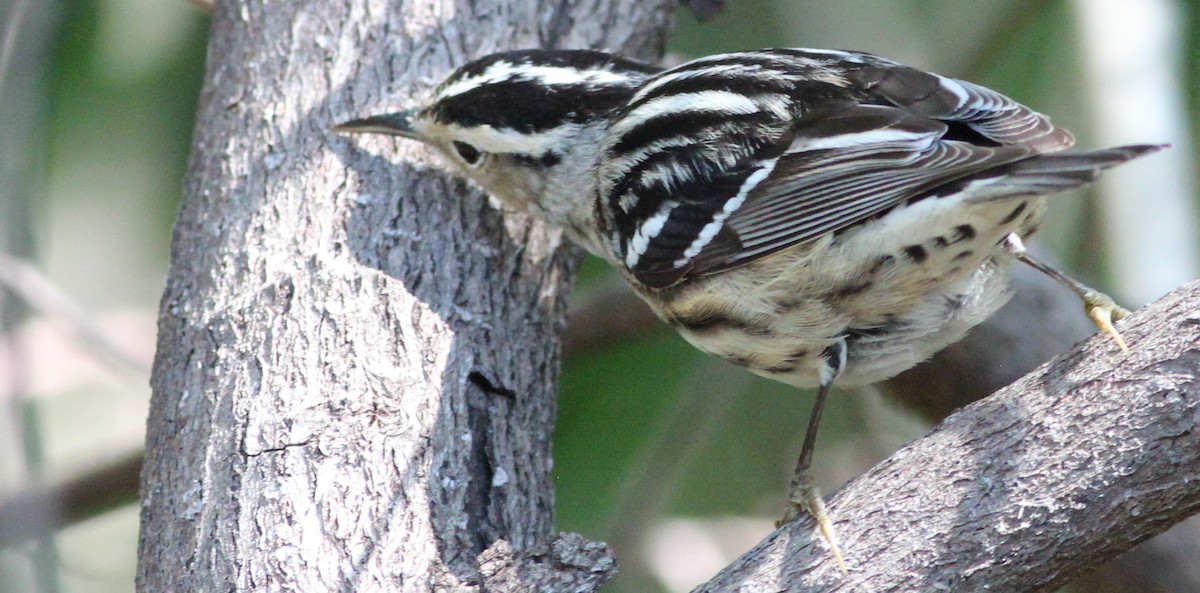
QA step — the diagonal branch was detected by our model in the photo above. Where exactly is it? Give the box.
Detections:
[0,253,150,381]
[697,278,1200,593]
[0,449,143,547]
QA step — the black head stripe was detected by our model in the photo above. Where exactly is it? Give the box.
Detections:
[432,50,662,134]
[433,80,642,133]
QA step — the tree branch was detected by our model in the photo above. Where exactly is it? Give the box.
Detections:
[0,254,150,381]
[885,258,1200,592]
[0,449,142,547]
[697,278,1200,592]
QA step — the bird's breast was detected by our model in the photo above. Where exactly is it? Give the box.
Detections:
[641,195,1044,388]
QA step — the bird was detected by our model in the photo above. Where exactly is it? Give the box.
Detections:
[335,47,1162,571]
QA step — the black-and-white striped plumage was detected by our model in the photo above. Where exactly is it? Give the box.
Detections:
[337,49,1160,567]
[597,49,1076,289]
[337,48,1159,389]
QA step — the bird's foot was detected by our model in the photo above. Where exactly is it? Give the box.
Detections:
[779,476,847,573]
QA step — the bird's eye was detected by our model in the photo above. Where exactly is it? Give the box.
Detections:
[453,141,482,165]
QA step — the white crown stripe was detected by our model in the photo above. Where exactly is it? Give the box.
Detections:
[437,62,633,100]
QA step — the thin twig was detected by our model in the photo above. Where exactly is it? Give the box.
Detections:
[0,448,144,547]
[0,253,150,381]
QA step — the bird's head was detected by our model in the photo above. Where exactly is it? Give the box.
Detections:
[336,49,659,239]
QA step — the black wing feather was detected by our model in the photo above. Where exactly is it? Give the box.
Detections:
[606,50,1073,288]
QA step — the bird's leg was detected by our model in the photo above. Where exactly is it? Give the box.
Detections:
[779,338,848,573]
[1003,234,1130,352]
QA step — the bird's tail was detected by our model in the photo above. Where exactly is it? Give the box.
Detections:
[960,144,1166,203]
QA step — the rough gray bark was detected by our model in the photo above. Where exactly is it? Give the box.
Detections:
[696,279,1200,592]
[1071,517,1200,593]
[135,1,672,592]
[886,263,1200,593]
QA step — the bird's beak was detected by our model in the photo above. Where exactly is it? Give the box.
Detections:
[333,109,423,140]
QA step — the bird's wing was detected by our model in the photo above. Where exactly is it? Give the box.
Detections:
[608,50,1067,289]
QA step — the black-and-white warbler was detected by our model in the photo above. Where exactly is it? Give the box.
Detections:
[337,48,1162,570]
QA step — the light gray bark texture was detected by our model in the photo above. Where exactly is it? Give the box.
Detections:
[886,261,1200,592]
[136,2,671,591]
[697,279,1200,592]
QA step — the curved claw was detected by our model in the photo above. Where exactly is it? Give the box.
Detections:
[784,483,848,574]
[1011,245,1132,353]
[807,494,848,574]
[1083,291,1131,353]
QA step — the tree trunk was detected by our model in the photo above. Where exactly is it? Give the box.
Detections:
[135,2,672,591]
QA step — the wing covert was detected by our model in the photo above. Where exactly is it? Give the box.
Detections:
[678,104,1037,278]
[601,49,1071,289]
